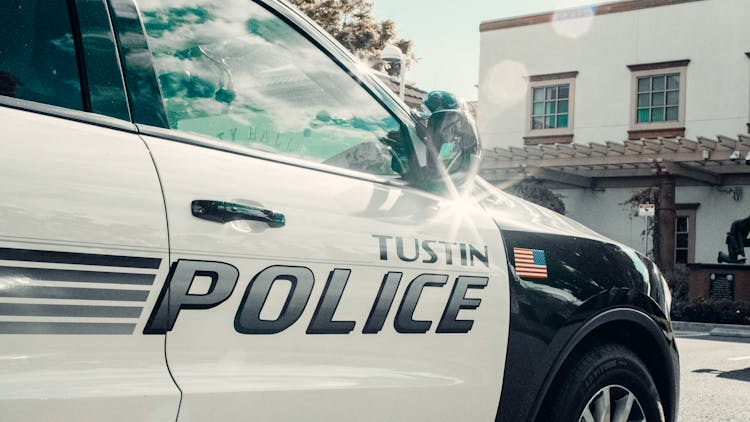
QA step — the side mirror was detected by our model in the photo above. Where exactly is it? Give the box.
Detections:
[413,91,481,192]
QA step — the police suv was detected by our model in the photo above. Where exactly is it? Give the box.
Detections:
[0,0,678,421]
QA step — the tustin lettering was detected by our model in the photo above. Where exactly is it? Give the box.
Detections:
[373,235,489,267]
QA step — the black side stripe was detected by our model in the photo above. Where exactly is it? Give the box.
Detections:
[0,303,143,318]
[0,266,155,285]
[0,247,161,269]
[0,322,136,335]
[0,286,149,302]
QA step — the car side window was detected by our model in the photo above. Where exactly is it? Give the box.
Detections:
[0,0,83,110]
[139,0,406,177]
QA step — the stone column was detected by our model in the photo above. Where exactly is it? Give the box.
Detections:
[658,176,676,273]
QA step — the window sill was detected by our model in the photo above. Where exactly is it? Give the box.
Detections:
[627,126,685,140]
[523,133,574,145]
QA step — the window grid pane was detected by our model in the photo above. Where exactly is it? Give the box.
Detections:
[635,73,680,123]
[675,216,690,264]
[531,83,570,129]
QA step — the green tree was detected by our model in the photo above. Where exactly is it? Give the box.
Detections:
[507,180,566,215]
[620,187,659,261]
[288,0,414,76]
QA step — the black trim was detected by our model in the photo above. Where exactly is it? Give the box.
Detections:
[0,247,161,269]
[106,0,169,127]
[67,0,92,112]
[75,0,131,120]
[0,96,137,132]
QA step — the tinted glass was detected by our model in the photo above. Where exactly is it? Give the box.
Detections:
[140,0,404,176]
[0,0,83,110]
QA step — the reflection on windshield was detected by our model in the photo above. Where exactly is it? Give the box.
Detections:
[140,0,403,175]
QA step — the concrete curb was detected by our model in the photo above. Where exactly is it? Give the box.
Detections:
[709,327,750,338]
[673,320,750,338]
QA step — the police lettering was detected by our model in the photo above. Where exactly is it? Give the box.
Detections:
[144,261,488,335]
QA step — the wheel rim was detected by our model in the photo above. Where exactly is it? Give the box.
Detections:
[579,385,647,422]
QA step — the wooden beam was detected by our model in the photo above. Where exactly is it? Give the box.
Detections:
[589,142,610,155]
[572,144,594,156]
[508,146,532,159]
[524,167,592,188]
[483,148,743,169]
[605,142,625,154]
[698,136,723,150]
[659,139,680,152]
[642,140,663,153]
[695,164,750,175]
[491,147,514,159]
[556,144,578,156]
[678,138,698,152]
[717,135,741,150]
[565,167,657,178]
[539,144,561,156]
[657,176,676,272]
[659,162,721,185]
[624,140,644,154]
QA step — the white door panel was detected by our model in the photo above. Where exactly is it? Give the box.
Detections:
[145,136,510,421]
[0,107,180,421]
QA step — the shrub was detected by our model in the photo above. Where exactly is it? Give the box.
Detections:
[671,298,750,325]
[663,264,689,302]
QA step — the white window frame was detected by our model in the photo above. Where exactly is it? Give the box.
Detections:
[629,65,688,131]
[675,205,698,264]
[526,75,576,137]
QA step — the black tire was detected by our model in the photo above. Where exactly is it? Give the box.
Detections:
[547,343,665,422]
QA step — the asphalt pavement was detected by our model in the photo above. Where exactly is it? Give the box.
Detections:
[675,331,750,421]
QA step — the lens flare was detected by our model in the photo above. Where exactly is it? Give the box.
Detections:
[552,5,594,39]
[482,60,528,109]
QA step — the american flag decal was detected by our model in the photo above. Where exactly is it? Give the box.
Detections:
[513,248,548,279]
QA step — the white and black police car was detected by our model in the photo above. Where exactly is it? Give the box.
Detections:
[0,0,678,421]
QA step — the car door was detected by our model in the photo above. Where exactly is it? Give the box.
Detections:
[119,0,511,420]
[0,1,179,420]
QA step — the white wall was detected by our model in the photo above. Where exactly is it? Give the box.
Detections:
[555,184,750,264]
[556,187,649,253]
[478,0,750,149]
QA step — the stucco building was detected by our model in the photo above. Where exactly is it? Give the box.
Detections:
[477,0,750,300]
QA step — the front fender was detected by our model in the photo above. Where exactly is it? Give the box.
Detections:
[494,229,678,422]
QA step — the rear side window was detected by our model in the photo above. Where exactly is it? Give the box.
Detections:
[0,0,83,110]
[139,0,406,176]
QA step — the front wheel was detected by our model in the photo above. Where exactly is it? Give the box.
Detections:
[548,343,665,422]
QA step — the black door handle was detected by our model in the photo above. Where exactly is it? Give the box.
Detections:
[191,200,285,228]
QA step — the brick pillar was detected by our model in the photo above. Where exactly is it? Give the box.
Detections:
[658,176,676,272]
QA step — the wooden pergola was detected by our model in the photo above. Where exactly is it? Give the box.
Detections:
[479,135,750,271]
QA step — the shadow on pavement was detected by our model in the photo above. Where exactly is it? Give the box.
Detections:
[693,368,750,382]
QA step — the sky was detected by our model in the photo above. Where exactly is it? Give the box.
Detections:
[373,0,607,101]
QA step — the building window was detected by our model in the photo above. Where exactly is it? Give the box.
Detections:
[525,71,577,145]
[636,74,680,123]
[675,215,689,264]
[675,204,698,264]
[627,60,689,140]
[532,84,570,129]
